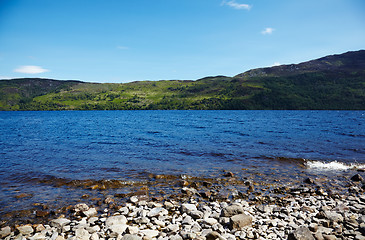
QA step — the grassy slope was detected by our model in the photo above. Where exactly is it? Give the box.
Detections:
[0,50,364,110]
[0,78,81,110]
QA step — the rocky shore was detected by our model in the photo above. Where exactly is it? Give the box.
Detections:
[1,173,365,240]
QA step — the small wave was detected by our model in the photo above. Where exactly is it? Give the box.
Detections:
[305,160,365,171]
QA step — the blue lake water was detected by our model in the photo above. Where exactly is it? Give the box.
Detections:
[0,110,364,215]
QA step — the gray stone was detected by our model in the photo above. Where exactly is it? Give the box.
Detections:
[0,226,11,238]
[204,218,218,226]
[221,204,244,217]
[127,226,139,235]
[190,210,204,219]
[322,235,336,240]
[324,211,343,223]
[108,224,127,236]
[182,215,194,225]
[55,236,65,240]
[288,226,315,240]
[90,232,99,240]
[170,234,183,240]
[147,207,167,217]
[181,203,197,214]
[256,204,271,213]
[105,215,128,226]
[167,224,180,233]
[31,232,47,240]
[50,218,71,229]
[16,225,34,235]
[314,232,324,240]
[140,229,159,238]
[230,214,252,229]
[75,228,90,240]
[83,208,98,218]
[121,234,142,240]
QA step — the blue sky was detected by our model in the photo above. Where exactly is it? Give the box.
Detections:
[0,0,364,83]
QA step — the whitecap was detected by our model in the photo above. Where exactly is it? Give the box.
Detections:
[305,160,365,171]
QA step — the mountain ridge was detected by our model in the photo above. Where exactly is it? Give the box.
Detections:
[1,50,364,110]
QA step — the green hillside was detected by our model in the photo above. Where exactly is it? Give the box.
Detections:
[1,50,364,110]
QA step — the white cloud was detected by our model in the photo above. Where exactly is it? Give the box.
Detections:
[261,28,275,35]
[117,46,129,50]
[221,0,251,10]
[14,65,49,74]
[272,62,281,67]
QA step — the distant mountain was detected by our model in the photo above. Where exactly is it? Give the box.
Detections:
[236,50,365,79]
[0,50,364,110]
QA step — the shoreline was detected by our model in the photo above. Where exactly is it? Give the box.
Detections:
[1,172,365,240]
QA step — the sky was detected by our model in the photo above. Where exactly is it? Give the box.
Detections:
[0,0,364,83]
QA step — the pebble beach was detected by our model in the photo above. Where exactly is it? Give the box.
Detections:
[1,172,365,240]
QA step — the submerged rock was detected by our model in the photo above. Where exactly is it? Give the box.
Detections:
[351,174,364,182]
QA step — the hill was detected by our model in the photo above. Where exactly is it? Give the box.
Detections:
[0,50,364,110]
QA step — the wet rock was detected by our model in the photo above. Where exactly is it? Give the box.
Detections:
[223,171,235,177]
[16,224,34,235]
[288,226,315,240]
[0,226,11,238]
[351,174,364,182]
[36,210,50,218]
[221,204,244,217]
[230,214,252,229]
[15,193,33,199]
[181,187,198,195]
[74,203,89,212]
[304,178,316,184]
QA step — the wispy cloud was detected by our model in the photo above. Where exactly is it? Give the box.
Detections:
[261,27,275,35]
[221,0,251,10]
[14,65,49,74]
[117,46,129,50]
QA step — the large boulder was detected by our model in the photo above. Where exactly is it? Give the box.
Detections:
[230,214,252,229]
[221,204,244,217]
